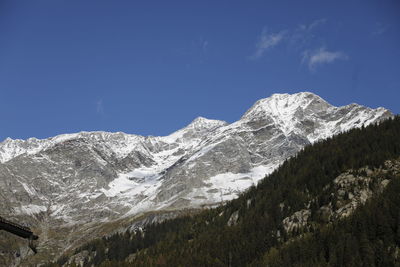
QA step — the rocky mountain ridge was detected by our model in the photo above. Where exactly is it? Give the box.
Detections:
[53,116,400,267]
[0,92,393,265]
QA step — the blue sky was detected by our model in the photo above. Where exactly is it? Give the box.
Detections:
[1,0,399,141]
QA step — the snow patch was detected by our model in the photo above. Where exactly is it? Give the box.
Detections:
[188,163,278,205]
[16,204,47,215]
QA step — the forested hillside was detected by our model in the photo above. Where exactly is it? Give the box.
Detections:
[48,116,400,267]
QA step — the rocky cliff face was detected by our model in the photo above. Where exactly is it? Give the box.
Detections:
[281,158,400,235]
[0,92,392,265]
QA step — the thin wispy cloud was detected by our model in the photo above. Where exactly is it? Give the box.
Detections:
[250,19,326,59]
[96,99,104,114]
[196,37,209,63]
[290,19,327,49]
[178,37,209,66]
[201,39,209,54]
[250,19,349,71]
[371,22,388,36]
[249,29,286,60]
[298,18,327,32]
[303,47,348,71]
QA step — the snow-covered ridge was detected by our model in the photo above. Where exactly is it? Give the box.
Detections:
[0,117,227,163]
[0,92,391,164]
[185,116,227,130]
[240,91,391,142]
[0,133,77,163]
[0,131,140,163]
[242,92,330,119]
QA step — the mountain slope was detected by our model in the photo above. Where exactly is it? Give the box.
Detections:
[258,177,400,266]
[0,92,393,265]
[59,116,400,267]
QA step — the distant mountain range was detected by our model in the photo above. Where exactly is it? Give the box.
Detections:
[0,92,393,266]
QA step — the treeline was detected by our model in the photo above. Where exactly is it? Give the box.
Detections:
[48,117,400,266]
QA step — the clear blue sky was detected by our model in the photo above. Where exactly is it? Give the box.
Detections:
[1,0,399,141]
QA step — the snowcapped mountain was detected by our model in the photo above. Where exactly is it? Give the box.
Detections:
[0,92,392,263]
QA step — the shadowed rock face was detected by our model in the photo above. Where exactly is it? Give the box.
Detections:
[0,92,393,265]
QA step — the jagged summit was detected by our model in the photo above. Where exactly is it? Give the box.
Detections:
[161,117,227,143]
[185,116,228,130]
[0,131,144,163]
[239,92,391,141]
[241,92,331,121]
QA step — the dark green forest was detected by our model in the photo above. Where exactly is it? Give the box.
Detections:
[48,117,400,267]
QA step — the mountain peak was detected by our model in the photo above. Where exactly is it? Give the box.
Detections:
[186,116,227,130]
[241,91,331,121]
[162,117,227,142]
[270,91,316,98]
[239,91,392,141]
